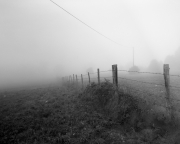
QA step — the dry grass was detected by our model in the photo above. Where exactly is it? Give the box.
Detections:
[0,81,179,144]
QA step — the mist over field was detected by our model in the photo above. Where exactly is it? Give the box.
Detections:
[164,47,180,74]
[1,0,180,90]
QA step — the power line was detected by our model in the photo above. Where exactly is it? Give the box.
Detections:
[49,0,132,49]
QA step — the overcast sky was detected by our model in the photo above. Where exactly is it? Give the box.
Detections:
[1,0,180,88]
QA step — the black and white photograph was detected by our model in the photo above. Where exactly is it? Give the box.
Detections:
[1,0,180,143]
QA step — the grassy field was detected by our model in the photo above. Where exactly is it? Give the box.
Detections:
[0,81,180,144]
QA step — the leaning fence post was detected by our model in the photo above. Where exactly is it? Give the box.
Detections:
[88,72,91,85]
[97,68,100,85]
[112,64,118,87]
[81,74,83,89]
[163,64,173,120]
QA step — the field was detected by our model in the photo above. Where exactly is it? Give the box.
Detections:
[86,71,180,113]
[0,81,180,144]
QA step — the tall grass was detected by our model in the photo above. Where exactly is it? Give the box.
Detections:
[80,80,179,141]
[0,81,179,143]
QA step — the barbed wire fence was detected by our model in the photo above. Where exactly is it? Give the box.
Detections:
[62,64,180,120]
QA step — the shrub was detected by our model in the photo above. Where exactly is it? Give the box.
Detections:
[82,81,144,130]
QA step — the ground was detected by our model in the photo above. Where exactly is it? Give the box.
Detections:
[0,83,180,144]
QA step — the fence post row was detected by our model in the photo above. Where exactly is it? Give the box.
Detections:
[88,72,91,85]
[163,64,173,120]
[81,74,83,89]
[97,68,100,85]
[112,64,118,87]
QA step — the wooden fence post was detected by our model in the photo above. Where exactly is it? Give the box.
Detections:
[73,74,74,84]
[112,64,118,86]
[76,75,78,87]
[88,72,91,85]
[163,64,173,120]
[81,74,83,89]
[97,68,100,85]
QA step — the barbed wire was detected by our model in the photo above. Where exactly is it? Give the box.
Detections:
[100,77,113,79]
[118,76,165,87]
[118,84,166,100]
[68,69,180,79]
[89,72,98,75]
[169,74,180,77]
[118,70,164,75]
[118,76,180,92]
[82,77,98,80]
[118,84,180,111]
[118,83,180,113]
[67,68,180,90]
[121,77,180,89]
[68,75,180,89]
[82,77,89,80]
[81,74,89,76]
[71,76,180,103]
[66,75,180,112]
[100,70,112,73]
[119,84,180,103]
[89,77,98,80]
[118,70,180,78]
[119,84,180,102]
[169,85,180,89]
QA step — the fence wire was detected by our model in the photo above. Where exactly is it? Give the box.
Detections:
[118,70,164,75]
[100,70,112,73]
[118,76,165,87]
[70,75,180,100]
[118,69,180,78]
[118,83,180,113]
[66,69,180,113]
[169,74,180,77]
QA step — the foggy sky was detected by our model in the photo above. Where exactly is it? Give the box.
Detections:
[1,0,180,89]
[165,47,180,74]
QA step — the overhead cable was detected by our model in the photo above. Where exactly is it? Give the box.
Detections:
[50,0,132,49]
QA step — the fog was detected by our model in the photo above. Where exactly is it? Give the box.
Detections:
[146,59,163,73]
[1,0,180,90]
[164,47,180,74]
